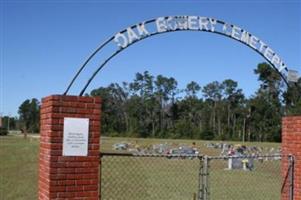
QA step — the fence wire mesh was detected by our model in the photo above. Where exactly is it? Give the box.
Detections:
[100,153,293,200]
[203,155,285,200]
[100,153,200,200]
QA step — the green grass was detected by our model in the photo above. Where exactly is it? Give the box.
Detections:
[0,136,39,200]
[101,156,200,200]
[209,159,281,200]
[0,135,281,200]
[100,154,281,200]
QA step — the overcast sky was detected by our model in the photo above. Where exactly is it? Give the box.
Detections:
[1,0,300,116]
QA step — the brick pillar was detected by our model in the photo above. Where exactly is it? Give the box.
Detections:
[282,116,301,200]
[39,95,101,200]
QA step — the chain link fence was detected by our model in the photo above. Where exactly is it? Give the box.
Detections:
[100,153,201,200]
[200,155,286,200]
[100,153,294,200]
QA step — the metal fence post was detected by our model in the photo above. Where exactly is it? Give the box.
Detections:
[203,155,209,200]
[198,156,209,200]
[289,155,294,200]
[99,154,102,200]
[198,157,204,200]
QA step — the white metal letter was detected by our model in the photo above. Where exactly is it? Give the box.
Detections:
[209,18,217,32]
[263,47,274,62]
[188,16,199,30]
[177,16,188,30]
[231,25,241,40]
[240,30,250,44]
[166,17,177,31]
[278,62,287,72]
[114,32,128,48]
[271,54,280,66]
[136,22,150,37]
[222,23,231,36]
[258,40,267,53]
[199,17,209,31]
[249,35,258,49]
[127,27,140,44]
[156,17,168,32]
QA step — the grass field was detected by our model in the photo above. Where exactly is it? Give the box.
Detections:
[101,156,281,200]
[0,136,39,200]
[0,135,281,200]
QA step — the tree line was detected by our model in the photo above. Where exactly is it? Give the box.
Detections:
[1,98,40,133]
[5,63,301,142]
[89,63,300,142]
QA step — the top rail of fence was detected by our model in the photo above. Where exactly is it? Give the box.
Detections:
[100,152,291,159]
[100,152,204,158]
[205,154,283,160]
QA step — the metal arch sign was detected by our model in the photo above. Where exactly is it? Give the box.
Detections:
[64,16,293,96]
[113,16,286,73]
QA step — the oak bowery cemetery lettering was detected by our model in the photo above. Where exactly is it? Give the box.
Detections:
[64,15,298,96]
[113,16,287,74]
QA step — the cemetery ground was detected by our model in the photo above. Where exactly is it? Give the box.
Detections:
[0,134,280,200]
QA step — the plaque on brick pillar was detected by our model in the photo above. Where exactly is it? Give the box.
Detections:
[63,117,89,156]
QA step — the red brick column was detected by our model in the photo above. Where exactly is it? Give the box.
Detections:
[39,95,101,200]
[282,116,301,200]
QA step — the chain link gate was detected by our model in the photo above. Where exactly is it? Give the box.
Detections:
[100,153,293,200]
[199,155,295,200]
[100,152,202,200]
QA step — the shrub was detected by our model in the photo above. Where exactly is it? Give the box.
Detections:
[0,127,8,136]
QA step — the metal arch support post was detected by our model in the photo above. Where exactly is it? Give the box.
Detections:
[79,50,121,96]
[78,30,176,96]
[63,36,114,95]
[63,19,156,96]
